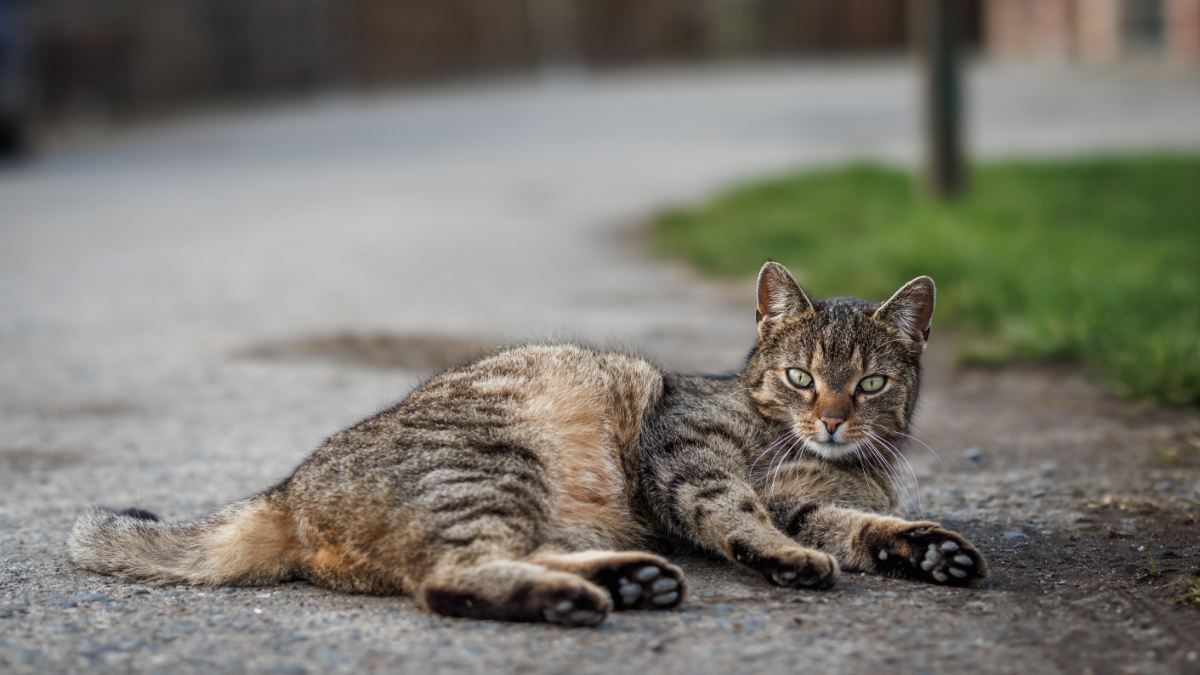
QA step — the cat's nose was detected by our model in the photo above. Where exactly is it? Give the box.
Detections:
[820,416,845,434]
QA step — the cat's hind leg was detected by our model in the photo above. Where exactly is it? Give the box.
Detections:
[419,549,685,624]
[529,549,685,611]
[418,554,613,626]
[400,457,621,625]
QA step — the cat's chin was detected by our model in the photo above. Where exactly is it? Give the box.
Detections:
[802,439,860,461]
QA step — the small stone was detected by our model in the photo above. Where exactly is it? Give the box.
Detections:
[964,447,982,462]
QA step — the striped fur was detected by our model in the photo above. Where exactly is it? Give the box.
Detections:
[70,262,986,626]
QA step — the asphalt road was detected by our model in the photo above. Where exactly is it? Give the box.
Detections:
[3,60,1200,675]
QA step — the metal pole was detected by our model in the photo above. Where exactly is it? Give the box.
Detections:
[914,0,966,199]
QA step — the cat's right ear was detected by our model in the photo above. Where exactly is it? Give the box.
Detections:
[756,261,815,331]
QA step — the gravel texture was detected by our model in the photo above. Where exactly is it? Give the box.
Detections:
[3,61,1200,674]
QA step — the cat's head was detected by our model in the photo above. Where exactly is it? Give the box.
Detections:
[744,261,934,463]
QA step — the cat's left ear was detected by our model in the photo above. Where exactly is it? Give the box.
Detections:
[874,276,936,349]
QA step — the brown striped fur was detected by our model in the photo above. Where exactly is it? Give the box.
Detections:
[70,262,986,626]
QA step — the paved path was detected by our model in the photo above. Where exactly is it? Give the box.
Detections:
[2,61,1200,674]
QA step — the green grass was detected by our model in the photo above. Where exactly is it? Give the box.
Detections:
[652,156,1200,406]
[1177,574,1200,608]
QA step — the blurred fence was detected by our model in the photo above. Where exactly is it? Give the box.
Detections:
[25,0,980,122]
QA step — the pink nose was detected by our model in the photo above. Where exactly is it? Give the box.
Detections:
[820,416,844,434]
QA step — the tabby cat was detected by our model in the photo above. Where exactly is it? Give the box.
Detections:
[70,261,986,626]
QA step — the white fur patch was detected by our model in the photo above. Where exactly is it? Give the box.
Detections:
[803,439,858,460]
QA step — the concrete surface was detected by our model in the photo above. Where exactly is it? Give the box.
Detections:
[2,60,1200,675]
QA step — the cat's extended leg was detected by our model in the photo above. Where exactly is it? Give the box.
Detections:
[529,549,685,610]
[418,554,613,626]
[421,548,686,623]
[641,438,840,590]
[405,502,616,625]
[770,499,988,586]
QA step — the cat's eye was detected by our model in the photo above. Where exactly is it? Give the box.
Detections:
[858,375,886,393]
[785,368,813,388]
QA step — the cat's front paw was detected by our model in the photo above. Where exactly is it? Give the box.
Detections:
[876,523,988,586]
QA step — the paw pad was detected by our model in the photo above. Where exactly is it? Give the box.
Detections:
[584,558,685,612]
[542,597,606,627]
[611,564,682,610]
[885,526,986,586]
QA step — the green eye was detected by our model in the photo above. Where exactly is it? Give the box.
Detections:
[859,375,886,393]
[785,368,813,388]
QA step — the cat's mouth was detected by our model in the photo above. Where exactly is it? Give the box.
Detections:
[802,438,860,460]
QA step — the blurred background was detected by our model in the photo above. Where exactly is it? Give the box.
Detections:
[2,6,1200,668]
[3,0,1198,145]
[7,0,973,140]
[1,1,1199,406]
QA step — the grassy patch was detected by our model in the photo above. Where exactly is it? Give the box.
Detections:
[1176,574,1200,608]
[652,156,1200,406]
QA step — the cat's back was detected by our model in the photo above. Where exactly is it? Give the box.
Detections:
[290,344,667,550]
[403,343,664,447]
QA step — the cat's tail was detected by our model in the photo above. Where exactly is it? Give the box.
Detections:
[68,497,303,586]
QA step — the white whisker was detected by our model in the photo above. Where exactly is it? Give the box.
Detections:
[858,436,897,511]
[892,429,944,468]
[750,431,794,478]
[862,435,910,514]
[865,430,920,517]
[716,387,756,408]
[891,447,924,517]
[767,436,806,499]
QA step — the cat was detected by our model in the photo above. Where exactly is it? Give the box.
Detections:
[70,261,987,627]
